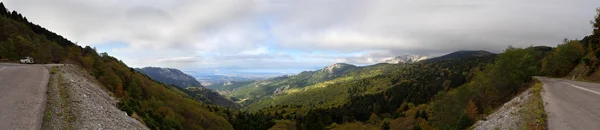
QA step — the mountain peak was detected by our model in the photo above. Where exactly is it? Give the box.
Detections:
[383,55,428,64]
[322,63,356,74]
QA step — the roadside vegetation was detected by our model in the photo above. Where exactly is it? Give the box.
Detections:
[430,47,542,129]
[521,80,547,130]
[562,8,600,82]
[2,1,598,129]
[42,66,75,130]
[0,3,270,130]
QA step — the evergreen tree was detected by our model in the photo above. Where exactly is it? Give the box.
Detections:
[590,8,600,51]
[0,2,7,16]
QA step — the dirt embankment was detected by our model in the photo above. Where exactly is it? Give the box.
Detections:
[42,64,148,130]
[471,82,547,130]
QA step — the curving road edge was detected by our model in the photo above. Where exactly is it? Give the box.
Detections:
[535,77,600,130]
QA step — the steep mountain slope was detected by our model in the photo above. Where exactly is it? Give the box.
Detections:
[226,63,360,105]
[179,87,241,109]
[135,67,241,108]
[0,3,259,129]
[136,67,201,88]
[252,47,554,129]
[383,55,429,64]
[43,65,148,129]
[205,80,255,95]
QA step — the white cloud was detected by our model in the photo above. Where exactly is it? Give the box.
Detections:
[2,0,599,73]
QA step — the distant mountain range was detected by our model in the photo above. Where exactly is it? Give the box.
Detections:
[383,55,429,64]
[135,67,202,88]
[135,67,240,108]
[426,50,494,62]
[224,50,497,110]
[195,74,262,86]
[135,51,498,110]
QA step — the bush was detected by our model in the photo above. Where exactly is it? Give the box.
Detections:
[541,40,585,76]
[50,67,58,74]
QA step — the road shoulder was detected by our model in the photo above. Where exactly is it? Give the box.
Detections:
[472,80,547,130]
[40,65,148,130]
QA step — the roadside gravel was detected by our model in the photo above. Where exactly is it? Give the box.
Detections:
[472,89,533,130]
[41,64,148,130]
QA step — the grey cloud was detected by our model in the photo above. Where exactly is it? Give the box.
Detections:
[269,0,599,54]
[2,0,260,53]
[219,54,293,61]
[2,0,599,73]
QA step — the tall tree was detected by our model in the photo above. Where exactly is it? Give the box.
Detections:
[542,40,585,76]
[0,2,7,16]
[591,8,600,51]
[593,8,600,37]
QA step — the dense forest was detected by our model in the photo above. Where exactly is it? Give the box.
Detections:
[232,8,598,130]
[1,2,599,129]
[0,3,272,130]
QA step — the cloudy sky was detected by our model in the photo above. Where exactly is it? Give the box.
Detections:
[2,0,599,75]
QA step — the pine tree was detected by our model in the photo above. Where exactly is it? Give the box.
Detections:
[0,2,7,16]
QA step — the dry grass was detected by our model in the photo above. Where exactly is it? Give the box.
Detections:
[520,80,547,130]
[58,73,75,130]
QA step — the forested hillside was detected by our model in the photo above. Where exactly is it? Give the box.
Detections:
[205,80,254,94]
[244,51,495,111]
[258,9,596,129]
[2,1,598,129]
[228,12,596,128]
[136,67,202,88]
[564,9,600,81]
[227,63,360,105]
[135,67,241,109]
[0,3,267,130]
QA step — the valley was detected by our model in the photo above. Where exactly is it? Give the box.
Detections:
[0,1,599,130]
